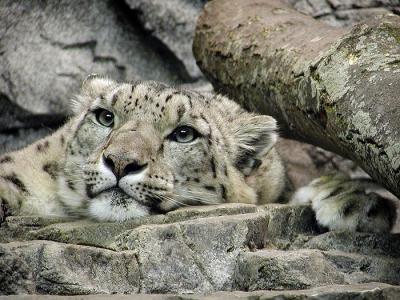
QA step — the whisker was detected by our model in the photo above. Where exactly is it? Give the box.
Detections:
[171,191,219,205]
[163,197,190,208]
[150,192,191,208]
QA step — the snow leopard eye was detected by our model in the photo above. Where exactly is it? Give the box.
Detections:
[94,108,114,127]
[169,126,199,143]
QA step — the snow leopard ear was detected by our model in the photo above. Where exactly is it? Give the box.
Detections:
[81,74,116,97]
[70,74,116,114]
[232,114,278,175]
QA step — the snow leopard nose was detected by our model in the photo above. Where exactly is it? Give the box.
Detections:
[103,154,148,180]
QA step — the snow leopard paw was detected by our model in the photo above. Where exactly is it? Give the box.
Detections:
[291,174,396,233]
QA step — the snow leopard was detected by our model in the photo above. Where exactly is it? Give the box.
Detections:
[0,75,395,232]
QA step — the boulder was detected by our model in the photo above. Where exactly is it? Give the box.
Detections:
[1,204,400,295]
[124,0,206,79]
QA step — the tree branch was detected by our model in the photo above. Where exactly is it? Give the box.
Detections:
[193,0,400,197]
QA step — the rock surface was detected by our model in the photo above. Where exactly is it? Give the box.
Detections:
[0,283,400,299]
[289,0,400,27]
[1,204,400,296]
[124,0,206,79]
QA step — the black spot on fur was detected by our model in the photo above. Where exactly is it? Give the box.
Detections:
[0,197,11,225]
[252,159,262,170]
[60,135,65,146]
[135,98,139,107]
[86,184,94,198]
[3,173,29,195]
[193,178,200,183]
[0,156,13,164]
[68,145,75,156]
[165,94,173,102]
[36,141,50,152]
[187,95,193,108]
[67,179,76,191]
[111,93,119,106]
[177,105,186,121]
[220,184,227,201]
[43,162,58,180]
[204,185,216,191]
[210,157,217,178]
[223,165,228,176]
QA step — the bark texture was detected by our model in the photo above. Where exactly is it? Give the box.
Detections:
[193,0,400,197]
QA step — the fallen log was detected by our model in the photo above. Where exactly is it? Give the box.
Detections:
[193,0,400,197]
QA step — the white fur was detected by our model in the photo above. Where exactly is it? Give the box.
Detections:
[88,195,150,222]
[89,157,118,196]
[290,186,316,205]
[119,169,147,193]
[312,197,358,231]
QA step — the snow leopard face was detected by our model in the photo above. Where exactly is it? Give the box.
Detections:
[58,75,282,221]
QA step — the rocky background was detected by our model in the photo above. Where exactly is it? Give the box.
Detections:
[1,0,400,298]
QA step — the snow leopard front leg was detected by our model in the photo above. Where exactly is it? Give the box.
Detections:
[291,174,397,233]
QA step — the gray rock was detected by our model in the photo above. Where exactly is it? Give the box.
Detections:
[0,215,72,243]
[0,0,189,116]
[0,242,37,295]
[1,283,400,299]
[333,7,393,26]
[323,250,400,285]
[0,241,140,295]
[165,203,258,223]
[234,249,400,291]
[24,204,258,249]
[115,213,268,292]
[234,249,345,291]
[327,0,399,10]
[197,283,400,300]
[304,231,400,257]
[125,0,207,79]
[0,128,55,155]
[291,0,333,17]
[289,0,400,28]
[2,204,400,295]
[262,204,320,241]
[28,215,167,249]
